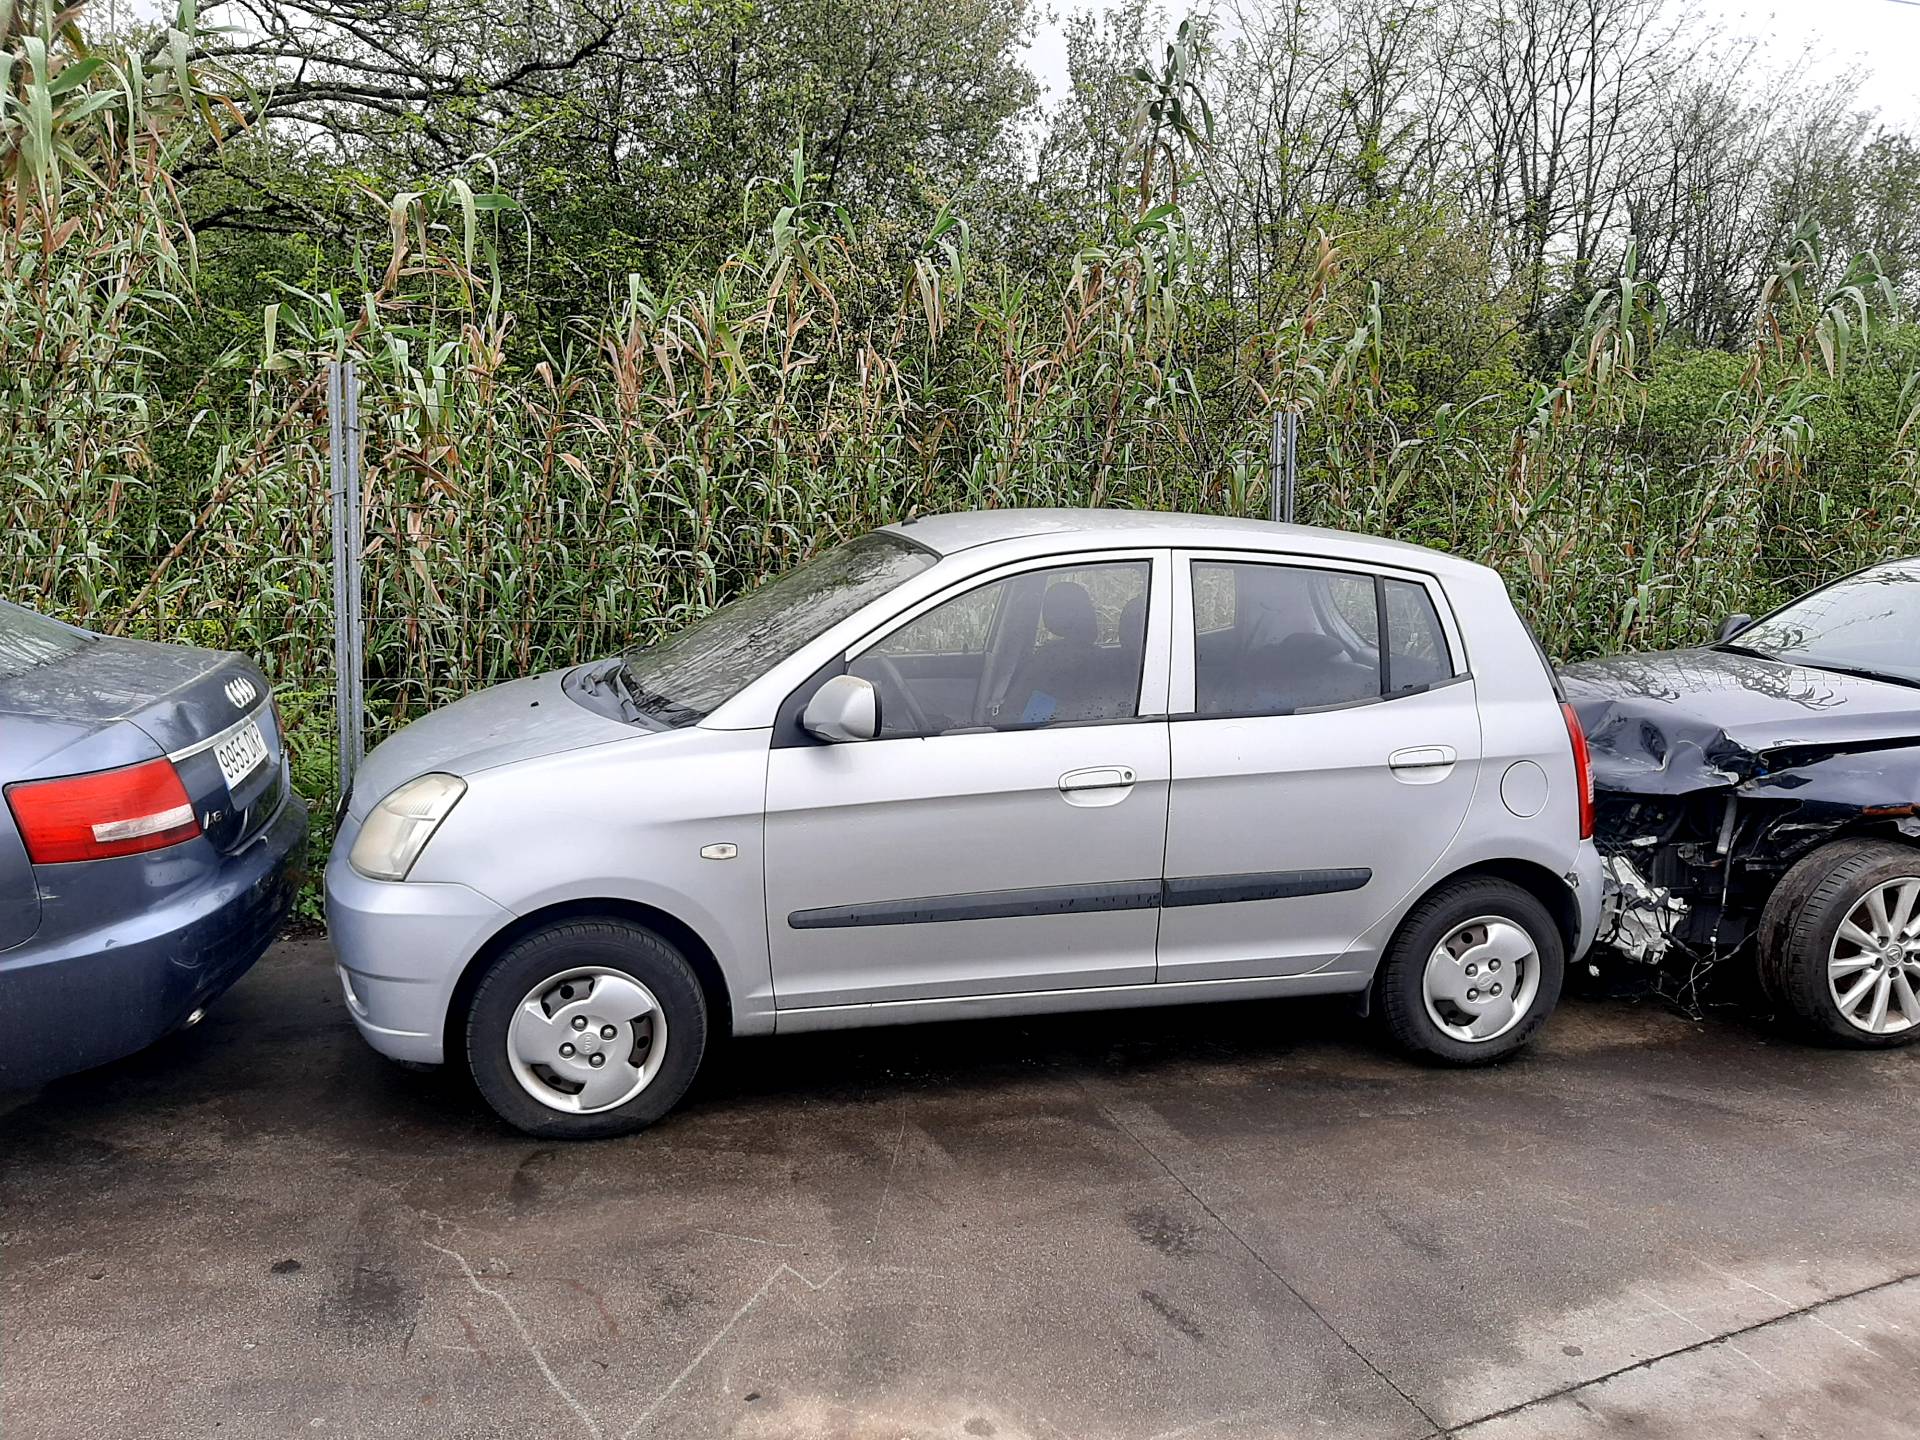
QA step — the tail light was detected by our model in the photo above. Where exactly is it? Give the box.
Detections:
[5,758,200,864]
[1560,701,1595,841]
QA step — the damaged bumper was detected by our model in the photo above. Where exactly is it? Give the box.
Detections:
[1562,647,1920,974]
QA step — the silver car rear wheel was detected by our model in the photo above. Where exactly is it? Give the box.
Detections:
[1826,877,1920,1037]
[505,966,668,1114]
[1420,915,1541,1044]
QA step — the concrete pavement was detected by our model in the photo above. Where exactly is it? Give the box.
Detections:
[2,937,1915,1439]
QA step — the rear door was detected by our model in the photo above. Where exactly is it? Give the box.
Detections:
[1157,552,1481,981]
[764,551,1172,1010]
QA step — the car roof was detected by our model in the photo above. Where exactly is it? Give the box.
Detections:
[882,507,1479,575]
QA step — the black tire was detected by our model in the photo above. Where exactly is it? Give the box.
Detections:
[1756,839,1920,1049]
[465,918,708,1139]
[1375,877,1565,1065]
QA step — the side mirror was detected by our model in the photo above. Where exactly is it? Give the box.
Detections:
[1716,613,1754,644]
[801,674,879,743]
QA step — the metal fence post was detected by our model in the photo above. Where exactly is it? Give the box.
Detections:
[345,361,365,778]
[328,360,366,799]
[1271,409,1300,524]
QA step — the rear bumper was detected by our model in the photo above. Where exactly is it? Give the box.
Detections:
[0,793,308,1089]
[1571,838,1604,960]
[325,824,512,1065]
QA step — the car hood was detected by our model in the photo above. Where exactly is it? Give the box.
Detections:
[347,668,644,817]
[1562,647,1920,794]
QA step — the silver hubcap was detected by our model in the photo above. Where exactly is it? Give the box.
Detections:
[1828,877,1920,1036]
[1422,915,1541,1043]
[506,967,666,1114]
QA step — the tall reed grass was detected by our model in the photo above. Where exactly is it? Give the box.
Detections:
[5,14,1919,906]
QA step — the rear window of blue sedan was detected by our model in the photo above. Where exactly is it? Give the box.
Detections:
[0,603,93,681]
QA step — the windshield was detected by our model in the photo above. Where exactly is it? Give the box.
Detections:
[618,533,936,726]
[0,602,93,682]
[1727,563,1920,685]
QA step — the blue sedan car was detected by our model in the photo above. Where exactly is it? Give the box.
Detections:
[0,600,307,1089]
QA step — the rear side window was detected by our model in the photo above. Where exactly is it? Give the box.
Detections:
[0,604,92,682]
[1190,562,1456,719]
[1192,562,1380,717]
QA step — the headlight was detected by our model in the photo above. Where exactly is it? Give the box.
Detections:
[348,773,467,880]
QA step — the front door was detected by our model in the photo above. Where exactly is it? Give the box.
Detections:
[1157,553,1482,981]
[765,553,1171,1011]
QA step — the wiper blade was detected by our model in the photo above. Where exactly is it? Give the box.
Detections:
[1793,660,1920,692]
[1717,643,1920,691]
[574,657,648,723]
[606,659,645,710]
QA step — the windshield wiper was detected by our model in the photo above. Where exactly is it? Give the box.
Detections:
[574,657,650,725]
[1712,642,1777,662]
[1785,658,1920,692]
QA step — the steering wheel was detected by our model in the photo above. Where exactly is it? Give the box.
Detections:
[863,653,933,735]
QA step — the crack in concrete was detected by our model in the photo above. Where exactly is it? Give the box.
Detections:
[868,1101,909,1245]
[422,1235,604,1439]
[1686,1252,1879,1355]
[619,1261,844,1439]
[1076,1077,1445,1437]
[1439,1268,1920,1436]
[1630,1287,1782,1383]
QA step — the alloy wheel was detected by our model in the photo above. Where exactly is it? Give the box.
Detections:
[1827,877,1920,1036]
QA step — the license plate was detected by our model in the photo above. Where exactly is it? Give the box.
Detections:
[215,719,270,791]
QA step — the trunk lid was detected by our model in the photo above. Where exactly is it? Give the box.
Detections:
[0,628,288,854]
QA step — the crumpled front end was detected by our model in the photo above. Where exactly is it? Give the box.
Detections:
[1563,652,1920,998]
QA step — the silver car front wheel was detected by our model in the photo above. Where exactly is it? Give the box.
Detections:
[507,966,669,1114]
[465,918,708,1139]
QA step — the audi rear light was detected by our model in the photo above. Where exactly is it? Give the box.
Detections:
[5,758,200,864]
[1560,701,1595,841]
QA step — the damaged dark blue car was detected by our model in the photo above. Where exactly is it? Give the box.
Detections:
[1564,558,1920,1047]
[0,601,307,1089]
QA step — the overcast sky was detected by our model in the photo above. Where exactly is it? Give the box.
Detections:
[1025,0,1920,130]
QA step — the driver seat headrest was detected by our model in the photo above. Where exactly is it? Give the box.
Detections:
[1042,582,1098,646]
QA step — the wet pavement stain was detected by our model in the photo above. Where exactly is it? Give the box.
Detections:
[1,937,1916,1440]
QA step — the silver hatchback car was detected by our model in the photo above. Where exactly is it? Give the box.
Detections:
[328,510,1602,1138]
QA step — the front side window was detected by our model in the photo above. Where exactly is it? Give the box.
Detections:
[1726,563,1920,686]
[619,533,935,727]
[851,560,1151,737]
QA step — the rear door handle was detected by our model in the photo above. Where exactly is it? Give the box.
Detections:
[1389,745,1456,771]
[1060,766,1136,792]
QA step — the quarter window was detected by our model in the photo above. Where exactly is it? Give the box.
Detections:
[1383,578,1454,693]
[852,561,1151,737]
[1189,561,1455,719]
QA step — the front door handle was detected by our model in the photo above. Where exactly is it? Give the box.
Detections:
[1060,766,1137,792]
[1389,745,1457,773]
[1059,766,1137,808]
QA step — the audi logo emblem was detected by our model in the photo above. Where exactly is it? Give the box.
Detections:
[225,676,258,708]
